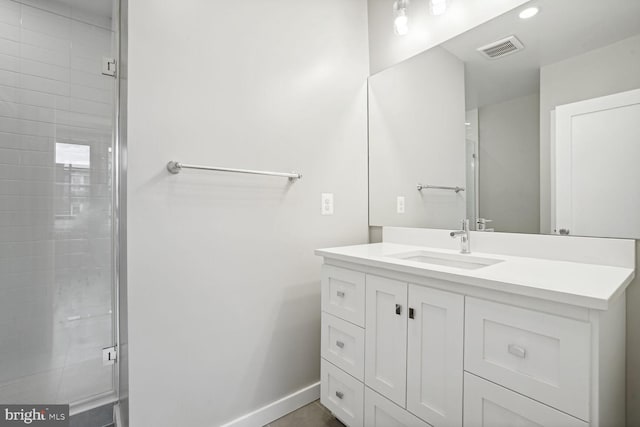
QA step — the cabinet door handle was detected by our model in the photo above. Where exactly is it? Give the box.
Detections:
[409,307,415,319]
[335,391,344,399]
[508,344,526,359]
[336,291,345,298]
[336,340,345,348]
[395,304,402,315]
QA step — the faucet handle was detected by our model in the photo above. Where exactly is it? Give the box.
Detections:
[476,218,494,232]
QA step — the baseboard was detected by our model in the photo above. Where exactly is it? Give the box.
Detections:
[220,382,320,427]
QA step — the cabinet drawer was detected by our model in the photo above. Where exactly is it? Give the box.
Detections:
[464,297,591,421]
[365,387,430,427]
[322,265,365,327]
[463,373,587,427]
[322,312,365,380]
[321,359,364,427]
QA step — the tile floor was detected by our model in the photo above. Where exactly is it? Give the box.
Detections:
[266,400,344,427]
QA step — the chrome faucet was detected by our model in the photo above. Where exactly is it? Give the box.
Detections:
[450,219,471,254]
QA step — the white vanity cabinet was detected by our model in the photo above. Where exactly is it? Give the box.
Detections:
[319,253,627,427]
[322,266,465,427]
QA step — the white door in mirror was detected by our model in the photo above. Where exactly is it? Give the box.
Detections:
[555,88,640,238]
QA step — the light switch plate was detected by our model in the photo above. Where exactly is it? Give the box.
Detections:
[322,193,334,215]
[397,196,405,214]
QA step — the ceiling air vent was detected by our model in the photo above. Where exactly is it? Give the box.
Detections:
[477,36,524,59]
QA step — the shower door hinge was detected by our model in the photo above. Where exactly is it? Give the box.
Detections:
[103,346,118,365]
[102,57,117,77]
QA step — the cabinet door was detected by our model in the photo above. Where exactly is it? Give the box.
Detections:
[365,387,430,427]
[365,275,407,407]
[407,285,463,427]
[463,373,587,427]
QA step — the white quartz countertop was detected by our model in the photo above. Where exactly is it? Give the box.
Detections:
[315,243,635,310]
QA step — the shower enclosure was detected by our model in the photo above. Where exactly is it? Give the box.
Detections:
[0,0,124,420]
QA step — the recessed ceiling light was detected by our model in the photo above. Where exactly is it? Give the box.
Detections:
[429,0,448,16]
[519,7,539,19]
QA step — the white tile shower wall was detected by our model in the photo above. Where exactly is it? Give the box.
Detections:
[127,0,369,426]
[0,0,115,404]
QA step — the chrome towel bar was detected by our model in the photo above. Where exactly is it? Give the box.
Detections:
[417,183,465,193]
[166,161,302,181]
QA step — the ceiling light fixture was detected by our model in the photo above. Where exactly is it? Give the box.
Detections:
[393,0,409,36]
[429,0,448,16]
[519,6,539,19]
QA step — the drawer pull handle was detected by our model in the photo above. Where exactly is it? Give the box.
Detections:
[336,340,345,348]
[409,307,415,319]
[337,291,345,298]
[508,344,526,359]
[395,304,402,315]
[335,391,344,399]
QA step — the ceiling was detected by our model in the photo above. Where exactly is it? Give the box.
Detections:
[441,0,640,109]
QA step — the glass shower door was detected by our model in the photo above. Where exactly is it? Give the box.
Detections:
[0,0,117,410]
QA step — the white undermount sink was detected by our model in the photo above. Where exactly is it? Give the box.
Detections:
[388,250,504,270]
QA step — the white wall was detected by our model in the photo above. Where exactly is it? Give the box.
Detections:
[126,1,369,426]
[539,34,640,426]
[540,34,640,234]
[367,0,529,74]
[368,47,466,229]
[478,93,539,233]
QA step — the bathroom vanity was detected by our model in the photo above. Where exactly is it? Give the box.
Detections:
[316,228,634,427]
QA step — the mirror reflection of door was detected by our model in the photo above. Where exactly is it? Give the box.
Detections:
[554,89,640,239]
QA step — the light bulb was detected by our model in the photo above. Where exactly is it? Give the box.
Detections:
[429,0,448,16]
[394,14,408,35]
[393,0,409,36]
[519,6,539,19]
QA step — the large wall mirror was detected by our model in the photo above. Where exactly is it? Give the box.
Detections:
[369,0,640,238]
